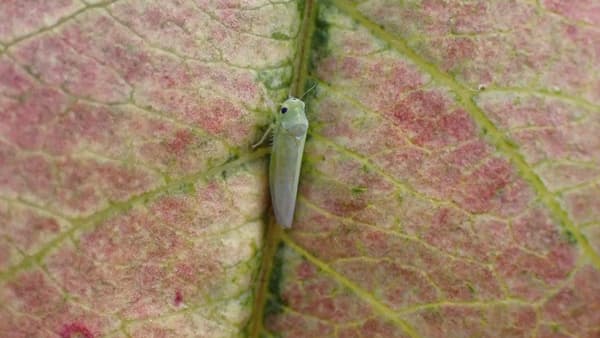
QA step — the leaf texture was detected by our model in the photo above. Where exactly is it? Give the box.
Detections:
[1,0,599,337]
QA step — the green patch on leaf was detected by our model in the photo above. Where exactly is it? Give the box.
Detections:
[264,242,287,318]
[258,66,293,90]
[352,186,368,194]
[309,2,331,72]
[564,230,577,245]
[271,32,290,40]
[296,0,306,18]
[504,138,520,150]
[305,130,313,142]
[512,96,522,105]
[226,152,240,164]
[173,181,196,195]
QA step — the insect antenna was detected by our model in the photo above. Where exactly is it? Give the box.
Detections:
[299,83,318,100]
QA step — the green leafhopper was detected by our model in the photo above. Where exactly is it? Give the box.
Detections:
[253,85,315,228]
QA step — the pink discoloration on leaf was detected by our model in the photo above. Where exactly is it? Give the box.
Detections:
[320,238,441,304]
[110,0,220,62]
[363,0,600,94]
[1,0,282,336]
[3,270,63,315]
[511,209,566,254]
[543,0,600,25]
[0,0,82,42]
[173,289,184,306]
[542,265,600,335]
[563,185,600,224]
[428,259,502,301]
[14,34,132,103]
[1,86,70,150]
[50,157,160,216]
[59,323,94,338]
[0,307,48,338]
[407,305,538,338]
[496,244,576,301]
[293,227,364,262]
[141,87,253,143]
[271,249,396,335]
[0,203,62,254]
[267,1,598,336]
[536,162,600,191]
[266,311,335,338]
[41,172,263,325]
[0,57,34,95]
[453,157,533,216]
[338,318,412,338]
[2,0,600,336]
[318,55,427,113]
[166,129,194,156]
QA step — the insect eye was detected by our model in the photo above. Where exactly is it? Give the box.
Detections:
[281,107,288,114]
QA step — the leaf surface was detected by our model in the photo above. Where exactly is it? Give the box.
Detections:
[1,1,599,337]
[0,0,293,336]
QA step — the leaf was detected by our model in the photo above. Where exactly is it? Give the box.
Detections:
[257,1,600,337]
[0,0,288,336]
[1,1,599,338]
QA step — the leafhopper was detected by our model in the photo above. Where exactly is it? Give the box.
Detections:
[253,85,315,228]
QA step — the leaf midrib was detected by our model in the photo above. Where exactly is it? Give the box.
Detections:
[246,1,320,337]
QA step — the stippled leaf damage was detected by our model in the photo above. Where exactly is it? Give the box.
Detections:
[1,1,599,337]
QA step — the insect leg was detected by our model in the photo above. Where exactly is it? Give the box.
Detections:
[251,123,275,149]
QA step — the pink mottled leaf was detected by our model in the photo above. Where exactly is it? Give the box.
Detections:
[1,1,599,338]
[0,0,282,336]
[261,1,600,337]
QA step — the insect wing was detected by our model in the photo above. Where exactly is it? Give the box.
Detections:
[269,125,307,228]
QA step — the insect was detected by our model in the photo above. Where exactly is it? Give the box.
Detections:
[253,85,316,228]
